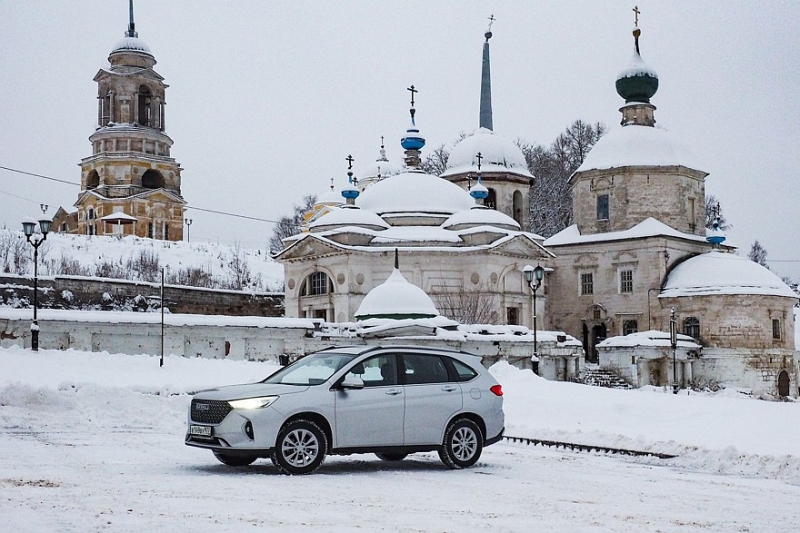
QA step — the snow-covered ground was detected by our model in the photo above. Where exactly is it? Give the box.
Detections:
[0,229,284,291]
[1,346,798,531]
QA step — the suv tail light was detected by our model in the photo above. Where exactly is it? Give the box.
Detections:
[490,384,503,396]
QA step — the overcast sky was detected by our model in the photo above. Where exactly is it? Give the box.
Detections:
[1,1,798,280]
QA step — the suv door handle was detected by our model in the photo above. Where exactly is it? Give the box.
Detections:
[385,389,403,396]
[441,386,458,392]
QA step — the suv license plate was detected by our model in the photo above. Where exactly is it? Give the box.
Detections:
[190,425,212,437]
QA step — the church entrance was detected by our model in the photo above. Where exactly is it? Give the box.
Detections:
[778,370,790,397]
[590,323,607,363]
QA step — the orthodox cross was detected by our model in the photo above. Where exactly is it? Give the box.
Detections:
[632,5,640,28]
[476,152,483,172]
[407,85,418,107]
[487,14,496,31]
[346,154,354,170]
[380,135,385,148]
[329,177,335,191]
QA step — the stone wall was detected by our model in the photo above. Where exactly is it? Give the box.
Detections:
[0,274,283,317]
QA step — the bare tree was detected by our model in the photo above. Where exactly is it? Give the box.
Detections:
[268,195,317,255]
[748,240,769,268]
[226,241,252,290]
[705,195,731,230]
[433,283,499,325]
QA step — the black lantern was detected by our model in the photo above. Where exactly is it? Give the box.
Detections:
[22,217,52,351]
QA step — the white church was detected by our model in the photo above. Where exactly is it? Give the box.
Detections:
[275,21,798,397]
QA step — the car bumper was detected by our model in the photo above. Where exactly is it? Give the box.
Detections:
[484,427,504,447]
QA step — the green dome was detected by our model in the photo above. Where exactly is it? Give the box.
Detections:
[616,68,659,104]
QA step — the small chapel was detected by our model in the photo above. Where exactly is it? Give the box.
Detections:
[52,1,186,240]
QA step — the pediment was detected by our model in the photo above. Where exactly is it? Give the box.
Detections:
[274,235,346,262]
[490,234,554,260]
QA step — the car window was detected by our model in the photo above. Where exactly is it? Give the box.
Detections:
[263,352,355,386]
[343,354,397,387]
[402,354,450,384]
[448,358,479,382]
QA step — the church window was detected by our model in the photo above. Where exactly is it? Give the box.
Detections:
[148,222,154,239]
[137,85,152,126]
[512,190,523,225]
[619,270,633,293]
[772,318,782,340]
[688,197,697,232]
[485,188,497,210]
[87,208,95,220]
[87,170,100,190]
[623,320,638,336]
[142,170,164,189]
[597,194,609,221]
[683,317,700,340]
[506,307,519,325]
[307,272,332,296]
[163,223,169,241]
[580,272,594,295]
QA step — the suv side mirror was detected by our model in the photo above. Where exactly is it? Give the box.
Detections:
[340,375,364,389]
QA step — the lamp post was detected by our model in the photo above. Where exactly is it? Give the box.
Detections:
[670,307,678,394]
[523,264,545,368]
[22,216,52,351]
[184,218,193,242]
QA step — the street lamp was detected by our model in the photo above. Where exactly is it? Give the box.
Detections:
[523,264,546,368]
[670,307,678,394]
[184,218,193,242]
[22,216,52,351]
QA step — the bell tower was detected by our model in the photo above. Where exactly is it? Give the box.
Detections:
[74,0,185,240]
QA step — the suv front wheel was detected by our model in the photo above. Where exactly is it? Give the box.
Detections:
[271,419,327,475]
[438,418,483,469]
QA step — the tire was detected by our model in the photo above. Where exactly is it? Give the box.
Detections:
[213,451,257,467]
[438,418,483,469]
[271,419,327,475]
[375,452,408,462]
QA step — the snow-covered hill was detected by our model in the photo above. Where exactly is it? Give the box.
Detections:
[0,229,284,292]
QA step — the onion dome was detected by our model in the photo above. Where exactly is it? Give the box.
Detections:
[355,255,439,320]
[357,170,475,216]
[706,214,726,247]
[358,138,401,189]
[470,179,489,201]
[442,128,532,178]
[616,27,658,104]
[661,250,797,299]
[341,155,360,203]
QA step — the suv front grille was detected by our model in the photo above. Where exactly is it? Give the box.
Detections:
[191,399,232,424]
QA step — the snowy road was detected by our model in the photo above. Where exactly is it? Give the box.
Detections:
[1,348,798,531]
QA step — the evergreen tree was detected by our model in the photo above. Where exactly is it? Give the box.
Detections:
[268,195,317,255]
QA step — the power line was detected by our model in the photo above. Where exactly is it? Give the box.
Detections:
[1,164,279,224]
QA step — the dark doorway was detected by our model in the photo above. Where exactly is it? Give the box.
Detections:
[591,323,607,363]
[582,323,589,361]
[778,370,790,397]
[507,307,519,326]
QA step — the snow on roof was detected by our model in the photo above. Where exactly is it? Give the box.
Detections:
[544,217,708,247]
[617,49,658,80]
[309,205,389,231]
[442,127,533,178]
[597,330,701,349]
[660,250,798,299]
[99,212,137,222]
[369,225,464,244]
[358,159,401,181]
[315,189,342,206]
[111,36,153,55]
[575,124,703,174]
[442,206,521,230]
[355,268,439,320]
[356,171,475,215]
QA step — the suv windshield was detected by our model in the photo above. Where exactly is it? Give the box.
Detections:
[263,352,356,386]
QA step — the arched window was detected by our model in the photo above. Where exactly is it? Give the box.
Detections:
[623,320,638,336]
[86,170,100,190]
[486,188,497,210]
[683,317,700,340]
[137,85,152,126]
[142,169,164,189]
[512,190,523,225]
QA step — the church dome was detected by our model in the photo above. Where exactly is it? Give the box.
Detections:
[616,46,658,104]
[358,159,401,185]
[357,170,475,215]
[442,128,532,178]
[660,250,797,299]
[111,36,153,56]
[355,268,439,320]
[443,206,520,231]
[309,205,389,232]
[315,187,342,206]
[575,124,702,173]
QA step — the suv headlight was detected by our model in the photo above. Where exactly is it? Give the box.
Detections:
[228,396,278,410]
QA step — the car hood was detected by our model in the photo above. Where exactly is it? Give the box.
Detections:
[192,382,310,401]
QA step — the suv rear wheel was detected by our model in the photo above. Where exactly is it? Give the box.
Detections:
[213,451,257,467]
[271,419,327,475]
[438,418,482,469]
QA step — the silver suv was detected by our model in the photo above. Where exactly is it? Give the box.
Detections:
[186,345,505,474]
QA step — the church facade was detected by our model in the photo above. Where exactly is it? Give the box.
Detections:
[53,4,185,241]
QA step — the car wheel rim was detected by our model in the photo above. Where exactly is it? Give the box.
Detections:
[452,427,478,461]
[282,428,319,467]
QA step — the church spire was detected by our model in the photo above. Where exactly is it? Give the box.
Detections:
[479,15,495,131]
[615,6,659,126]
[126,0,138,38]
